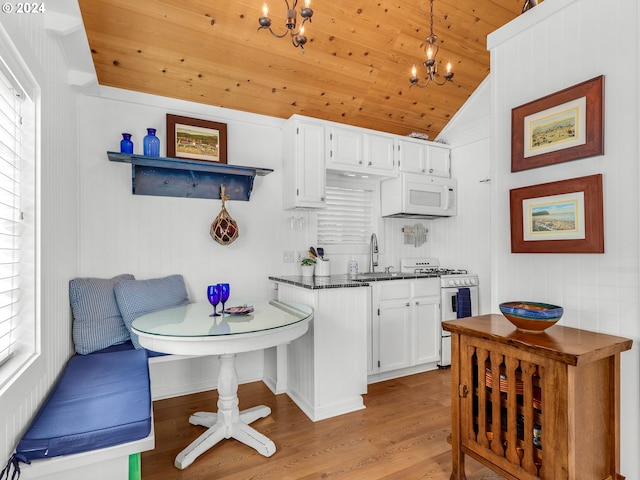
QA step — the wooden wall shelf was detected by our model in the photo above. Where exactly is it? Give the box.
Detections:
[107,152,273,201]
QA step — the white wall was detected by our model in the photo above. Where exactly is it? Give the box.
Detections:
[433,78,492,314]
[0,13,79,465]
[487,0,639,476]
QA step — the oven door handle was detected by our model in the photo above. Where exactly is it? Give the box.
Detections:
[451,294,457,313]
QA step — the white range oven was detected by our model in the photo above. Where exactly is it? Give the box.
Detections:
[439,274,479,367]
[400,258,479,368]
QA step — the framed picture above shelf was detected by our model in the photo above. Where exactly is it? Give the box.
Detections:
[107,152,273,201]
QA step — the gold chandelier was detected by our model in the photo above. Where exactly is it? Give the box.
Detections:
[258,0,314,53]
[409,0,455,87]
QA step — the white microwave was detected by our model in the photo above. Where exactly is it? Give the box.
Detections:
[380,173,457,218]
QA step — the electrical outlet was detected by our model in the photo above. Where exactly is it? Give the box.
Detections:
[283,250,294,263]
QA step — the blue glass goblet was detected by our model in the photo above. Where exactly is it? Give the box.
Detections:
[207,285,221,317]
[218,283,230,315]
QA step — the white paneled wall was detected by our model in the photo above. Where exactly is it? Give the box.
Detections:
[0,12,79,467]
[77,88,285,302]
[487,0,639,476]
[432,79,492,314]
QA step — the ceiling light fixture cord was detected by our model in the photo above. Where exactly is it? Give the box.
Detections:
[409,0,455,88]
[258,0,314,53]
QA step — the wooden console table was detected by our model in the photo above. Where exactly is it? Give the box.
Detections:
[443,314,632,480]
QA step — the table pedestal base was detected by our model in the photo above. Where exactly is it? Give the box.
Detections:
[174,353,276,470]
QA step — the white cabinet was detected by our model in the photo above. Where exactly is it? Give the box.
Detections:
[365,132,396,173]
[326,126,364,169]
[369,278,441,376]
[397,137,451,177]
[282,116,327,209]
[378,298,412,372]
[272,282,369,421]
[414,299,440,364]
[327,125,397,176]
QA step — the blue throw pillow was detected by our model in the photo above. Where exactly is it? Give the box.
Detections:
[69,274,135,355]
[114,274,190,349]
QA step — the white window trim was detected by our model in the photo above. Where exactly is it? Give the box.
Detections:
[0,23,41,395]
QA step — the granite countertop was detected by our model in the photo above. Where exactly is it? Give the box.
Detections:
[268,274,369,290]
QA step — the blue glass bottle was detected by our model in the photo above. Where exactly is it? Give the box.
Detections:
[143,128,160,157]
[120,133,134,154]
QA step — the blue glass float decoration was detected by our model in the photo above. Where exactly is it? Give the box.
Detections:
[143,128,160,157]
[120,133,134,154]
[499,301,563,333]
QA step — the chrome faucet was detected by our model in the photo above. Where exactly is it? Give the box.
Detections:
[369,233,379,273]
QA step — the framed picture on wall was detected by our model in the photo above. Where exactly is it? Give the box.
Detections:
[166,114,228,163]
[511,76,604,172]
[509,174,604,253]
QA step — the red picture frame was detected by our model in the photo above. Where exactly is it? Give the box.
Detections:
[511,76,604,172]
[510,174,604,254]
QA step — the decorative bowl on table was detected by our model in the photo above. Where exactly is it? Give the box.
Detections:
[499,301,563,333]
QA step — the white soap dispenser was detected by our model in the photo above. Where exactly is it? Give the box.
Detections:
[348,257,358,276]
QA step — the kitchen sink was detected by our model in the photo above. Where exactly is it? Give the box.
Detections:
[351,272,402,282]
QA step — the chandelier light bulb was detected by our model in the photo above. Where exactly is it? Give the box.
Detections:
[409,0,455,88]
[258,0,313,52]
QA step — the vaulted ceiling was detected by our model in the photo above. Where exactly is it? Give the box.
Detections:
[77,0,536,139]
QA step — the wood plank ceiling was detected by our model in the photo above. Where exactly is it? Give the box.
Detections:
[78,0,535,139]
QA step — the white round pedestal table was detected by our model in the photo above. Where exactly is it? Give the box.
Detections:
[132,300,312,470]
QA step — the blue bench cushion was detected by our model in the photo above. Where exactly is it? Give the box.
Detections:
[114,274,189,349]
[69,274,135,355]
[16,349,152,461]
[94,339,167,358]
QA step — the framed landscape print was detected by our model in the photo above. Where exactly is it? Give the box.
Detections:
[166,114,228,163]
[509,174,604,253]
[511,76,604,172]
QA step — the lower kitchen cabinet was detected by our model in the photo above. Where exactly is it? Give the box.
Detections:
[378,298,412,372]
[369,278,440,377]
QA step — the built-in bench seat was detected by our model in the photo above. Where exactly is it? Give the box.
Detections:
[1,273,191,480]
[4,348,154,480]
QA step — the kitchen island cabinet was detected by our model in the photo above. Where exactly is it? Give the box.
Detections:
[268,275,369,421]
[444,315,632,480]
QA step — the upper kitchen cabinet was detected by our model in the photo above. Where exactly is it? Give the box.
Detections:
[282,116,327,209]
[397,137,451,177]
[327,125,397,177]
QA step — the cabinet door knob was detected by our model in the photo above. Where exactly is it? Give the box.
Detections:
[368,161,372,166]
[359,160,363,165]
[458,384,469,398]
[429,168,434,173]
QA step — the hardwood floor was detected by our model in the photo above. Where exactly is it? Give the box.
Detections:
[142,368,503,479]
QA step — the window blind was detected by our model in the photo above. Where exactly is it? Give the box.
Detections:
[0,66,22,368]
[317,185,373,245]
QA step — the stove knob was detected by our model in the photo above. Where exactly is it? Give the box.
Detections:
[470,278,477,285]
[448,280,456,287]
[454,279,461,286]
[464,279,471,285]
